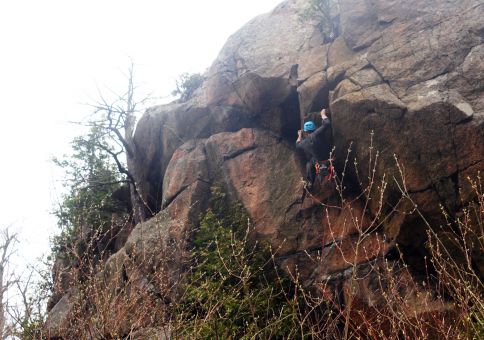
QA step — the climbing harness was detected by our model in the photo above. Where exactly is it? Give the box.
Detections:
[314,157,335,182]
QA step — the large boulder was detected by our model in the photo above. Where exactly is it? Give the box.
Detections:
[162,128,305,253]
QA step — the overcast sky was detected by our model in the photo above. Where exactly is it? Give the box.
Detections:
[0,0,282,272]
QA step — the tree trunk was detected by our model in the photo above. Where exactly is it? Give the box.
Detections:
[125,108,148,224]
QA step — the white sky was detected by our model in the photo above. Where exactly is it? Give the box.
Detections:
[0,0,282,271]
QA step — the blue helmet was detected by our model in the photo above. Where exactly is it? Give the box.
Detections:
[303,121,316,132]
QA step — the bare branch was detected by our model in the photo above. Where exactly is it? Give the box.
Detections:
[0,227,19,337]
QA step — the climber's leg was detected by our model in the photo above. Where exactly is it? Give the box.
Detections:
[305,158,317,189]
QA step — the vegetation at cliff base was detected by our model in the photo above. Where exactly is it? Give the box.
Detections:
[173,186,307,338]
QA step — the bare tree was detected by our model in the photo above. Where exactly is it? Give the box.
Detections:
[84,62,151,224]
[0,228,18,338]
[7,262,50,339]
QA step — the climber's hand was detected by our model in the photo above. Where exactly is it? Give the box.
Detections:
[321,108,328,119]
[298,129,302,138]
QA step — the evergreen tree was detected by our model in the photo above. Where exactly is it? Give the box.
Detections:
[52,126,127,256]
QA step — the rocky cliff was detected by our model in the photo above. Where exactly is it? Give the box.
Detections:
[46,0,483,337]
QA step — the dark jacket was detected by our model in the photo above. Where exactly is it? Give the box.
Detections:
[296,118,333,160]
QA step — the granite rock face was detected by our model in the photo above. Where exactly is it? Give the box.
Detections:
[47,0,483,337]
[135,0,483,221]
[134,0,483,277]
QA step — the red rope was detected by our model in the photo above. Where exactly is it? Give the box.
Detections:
[327,157,334,181]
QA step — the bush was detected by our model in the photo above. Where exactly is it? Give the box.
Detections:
[173,186,307,338]
[300,0,340,42]
[172,72,204,101]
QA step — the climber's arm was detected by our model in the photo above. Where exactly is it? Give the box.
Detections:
[296,129,303,143]
[297,109,330,150]
[310,110,331,139]
[296,133,313,152]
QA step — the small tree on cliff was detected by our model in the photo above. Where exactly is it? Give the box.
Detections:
[172,72,204,102]
[300,0,340,42]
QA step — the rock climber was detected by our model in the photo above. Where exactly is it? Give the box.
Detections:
[296,108,334,190]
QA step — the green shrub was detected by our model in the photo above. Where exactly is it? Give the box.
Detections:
[172,72,204,101]
[300,0,339,42]
[173,186,305,339]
